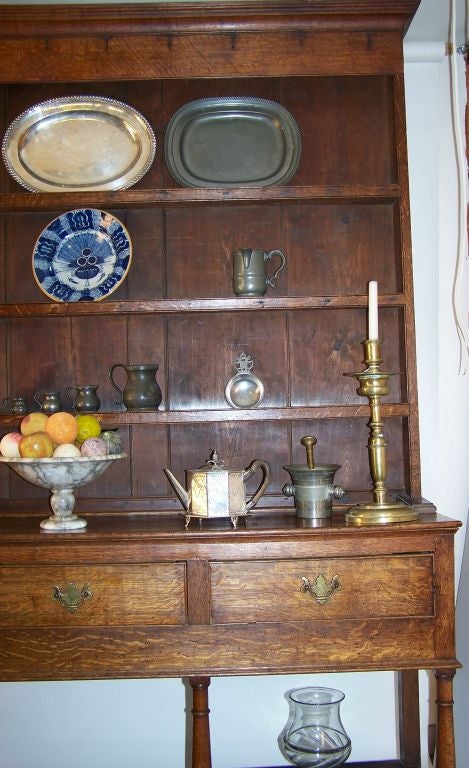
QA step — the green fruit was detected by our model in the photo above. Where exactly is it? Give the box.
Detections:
[100,430,123,455]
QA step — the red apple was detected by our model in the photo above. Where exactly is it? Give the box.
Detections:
[0,432,23,458]
[20,412,49,436]
[19,431,54,458]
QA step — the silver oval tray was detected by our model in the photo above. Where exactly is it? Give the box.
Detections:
[164,96,301,188]
[2,96,156,192]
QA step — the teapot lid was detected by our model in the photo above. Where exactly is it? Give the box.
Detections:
[198,449,226,472]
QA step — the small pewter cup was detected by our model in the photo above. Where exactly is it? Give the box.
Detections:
[232,248,286,297]
[2,396,28,416]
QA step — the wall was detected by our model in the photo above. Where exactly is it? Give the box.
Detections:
[0,30,468,768]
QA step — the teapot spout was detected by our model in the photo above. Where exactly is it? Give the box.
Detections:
[164,468,190,510]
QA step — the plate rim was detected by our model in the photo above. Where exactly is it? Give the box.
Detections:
[164,95,301,188]
[32,207,132,303]
[2,95,156,192]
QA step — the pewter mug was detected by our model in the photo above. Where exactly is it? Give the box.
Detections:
[67,384,100,413]
[109,364,162,411]
[232,248,286,297]
[2,396,28,416]
[34,391,62,414]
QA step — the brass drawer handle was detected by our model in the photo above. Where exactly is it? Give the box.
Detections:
[52,583,93,612]
[300,574,341,605]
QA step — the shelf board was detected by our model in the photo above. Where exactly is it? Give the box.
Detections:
[0,294,407,318]
[102,404,410,424]
[0,404,410,428]
[0,185,400,212]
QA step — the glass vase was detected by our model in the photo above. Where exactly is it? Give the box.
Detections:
[280,687,351,768]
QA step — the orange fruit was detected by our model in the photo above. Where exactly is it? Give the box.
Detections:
[45,411,79,445]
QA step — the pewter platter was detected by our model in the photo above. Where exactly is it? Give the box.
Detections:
[2,96,156,192]
[164,97,301,188]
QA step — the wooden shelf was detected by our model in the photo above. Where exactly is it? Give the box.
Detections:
[0,294,407,318]
[0,185,401,213]
[0,404,410,428]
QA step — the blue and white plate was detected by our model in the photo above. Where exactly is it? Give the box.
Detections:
[32,209,132,302]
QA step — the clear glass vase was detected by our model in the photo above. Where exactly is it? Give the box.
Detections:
[280,687,351,768]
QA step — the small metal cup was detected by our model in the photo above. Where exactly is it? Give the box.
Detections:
[232,248,286,297]
[2,396,28,416]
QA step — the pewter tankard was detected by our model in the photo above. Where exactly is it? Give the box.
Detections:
[232,248,286,297]
[109,364,162,411]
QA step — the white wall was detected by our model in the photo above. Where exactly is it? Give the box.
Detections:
[1,36,468,768]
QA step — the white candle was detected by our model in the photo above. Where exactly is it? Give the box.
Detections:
[367,280,379,340]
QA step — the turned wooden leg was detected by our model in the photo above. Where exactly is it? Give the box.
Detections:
[397,669,421,767]
[434,669,456,768]
[189,676,212,768]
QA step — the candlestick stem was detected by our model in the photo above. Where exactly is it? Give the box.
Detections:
[344,339,418,525]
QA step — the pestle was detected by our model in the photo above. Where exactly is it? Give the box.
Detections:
[301,435,317,469]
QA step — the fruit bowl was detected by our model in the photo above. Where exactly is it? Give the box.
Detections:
[0,453,127,531]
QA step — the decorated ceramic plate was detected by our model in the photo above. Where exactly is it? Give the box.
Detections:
[164,96,301,187]
[2,96,156,192]
[32,209,132,302]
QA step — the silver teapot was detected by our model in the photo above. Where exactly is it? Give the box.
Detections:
[164,449,271,528]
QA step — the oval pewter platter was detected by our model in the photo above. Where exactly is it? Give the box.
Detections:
[164,96,301,188]
[2,96,156,192]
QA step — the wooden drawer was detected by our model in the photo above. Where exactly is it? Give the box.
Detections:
[0,563,186,627]
[210,555,434,624]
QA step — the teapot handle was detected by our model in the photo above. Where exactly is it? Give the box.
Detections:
[244,459,271,512]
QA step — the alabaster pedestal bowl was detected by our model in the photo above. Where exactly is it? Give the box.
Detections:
[0,454,127,531]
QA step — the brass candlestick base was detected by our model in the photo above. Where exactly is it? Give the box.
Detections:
[344,339,418,525]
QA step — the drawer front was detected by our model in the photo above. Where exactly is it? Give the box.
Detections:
[210,555,434,624]
[0,563,186,627]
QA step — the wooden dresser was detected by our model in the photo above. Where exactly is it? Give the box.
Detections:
[0,513,461,768]
[0,1,461,766]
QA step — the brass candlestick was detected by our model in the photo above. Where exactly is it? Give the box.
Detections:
[344,339,418,525]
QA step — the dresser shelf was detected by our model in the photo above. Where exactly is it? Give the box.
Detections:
[0,185,401,212]
[0,294,408,318]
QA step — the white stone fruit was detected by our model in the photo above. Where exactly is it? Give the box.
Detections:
[0,432,23,458]
[53,443,82,458]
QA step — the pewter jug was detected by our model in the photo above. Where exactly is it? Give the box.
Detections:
[2,396,28,416]
[283,436,344,520]
[232,247,286,297]
[164,449,271,528]
[34,391,62,414]
[109,364,162,411]
[67,384,100,413]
